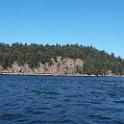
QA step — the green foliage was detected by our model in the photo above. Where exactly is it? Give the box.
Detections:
[0,42,124,75]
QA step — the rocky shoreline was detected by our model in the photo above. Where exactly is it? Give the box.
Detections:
[0,56,121,77]
[0,71,123,78]
[0,57,84,75]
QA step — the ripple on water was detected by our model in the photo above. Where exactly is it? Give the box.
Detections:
[0,76,124,124]
[28,120,48,124]
[0,113,24,121]
[15,118,29,123]
[89,112,112,120]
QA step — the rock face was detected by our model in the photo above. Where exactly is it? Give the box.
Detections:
[0,56,84,75]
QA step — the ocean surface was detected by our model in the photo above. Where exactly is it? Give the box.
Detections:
[0,75,124,124]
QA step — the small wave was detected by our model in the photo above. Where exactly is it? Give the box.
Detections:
[89,113,112,120]
[0,113,24,121]
[28,120,48,124]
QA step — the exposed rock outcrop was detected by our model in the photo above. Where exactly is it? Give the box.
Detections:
[0,56,84,75]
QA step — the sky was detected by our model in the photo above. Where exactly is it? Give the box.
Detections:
[0,0,124,58]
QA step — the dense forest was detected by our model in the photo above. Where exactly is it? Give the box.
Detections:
[0,42,124,75]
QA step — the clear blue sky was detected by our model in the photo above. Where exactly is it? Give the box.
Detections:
[0,0,124,57]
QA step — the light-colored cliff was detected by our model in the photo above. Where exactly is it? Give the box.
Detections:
[0,57,84,75]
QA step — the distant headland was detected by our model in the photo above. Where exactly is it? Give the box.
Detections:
[0,43,124,76]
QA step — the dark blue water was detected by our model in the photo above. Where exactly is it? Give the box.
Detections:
[0,75,124,124]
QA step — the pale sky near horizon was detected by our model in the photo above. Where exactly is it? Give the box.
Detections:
[0,0,124,58]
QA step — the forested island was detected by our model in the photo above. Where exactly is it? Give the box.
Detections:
[0,43,124,76]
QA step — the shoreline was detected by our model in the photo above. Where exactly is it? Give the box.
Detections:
[0,72,124,77]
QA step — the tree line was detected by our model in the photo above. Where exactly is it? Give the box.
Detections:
[0,42,124,75]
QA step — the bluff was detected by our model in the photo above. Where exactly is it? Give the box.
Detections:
[0,57,84,75]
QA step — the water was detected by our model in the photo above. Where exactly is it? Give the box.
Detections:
[0,75,124,124]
